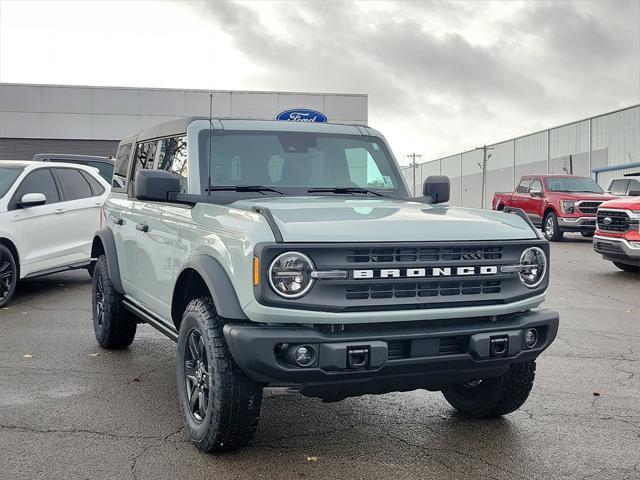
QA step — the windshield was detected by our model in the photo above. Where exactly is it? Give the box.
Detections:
[546,177,603,193]
[0,167,23,198]
[198,130,407,197]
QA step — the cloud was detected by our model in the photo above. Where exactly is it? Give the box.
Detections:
[183,0,639,161]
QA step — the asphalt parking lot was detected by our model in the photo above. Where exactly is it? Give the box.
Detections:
[1,235,638,480]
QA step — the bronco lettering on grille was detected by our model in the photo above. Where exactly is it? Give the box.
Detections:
[352,266,499,279]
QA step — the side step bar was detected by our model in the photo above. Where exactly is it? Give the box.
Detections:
[122,300,179,342]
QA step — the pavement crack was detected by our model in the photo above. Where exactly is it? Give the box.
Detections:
[0,424,167,442]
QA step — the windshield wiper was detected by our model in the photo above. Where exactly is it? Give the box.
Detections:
[206,185,284,194]
[307,187,385,197]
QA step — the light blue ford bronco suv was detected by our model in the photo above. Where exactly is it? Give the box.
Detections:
[91,117,558,452]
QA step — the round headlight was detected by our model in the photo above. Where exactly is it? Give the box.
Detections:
[519,247,547,288]
[268,251,315,298]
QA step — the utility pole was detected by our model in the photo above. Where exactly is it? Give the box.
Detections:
[406,153,422,196]
[475,145,494,209]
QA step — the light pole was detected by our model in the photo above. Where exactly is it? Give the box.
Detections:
[406,153,422,196]
[475,145,494,209]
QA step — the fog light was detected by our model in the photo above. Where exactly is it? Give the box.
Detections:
[524,328,538,349]
[294,345,315,366]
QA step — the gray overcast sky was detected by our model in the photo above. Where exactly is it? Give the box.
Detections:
[1,0,638,164]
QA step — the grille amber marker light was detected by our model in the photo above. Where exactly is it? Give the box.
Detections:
[253,256,260,286]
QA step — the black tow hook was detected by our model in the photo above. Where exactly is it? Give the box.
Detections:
[347,347,370,369]
[489,336,509,358]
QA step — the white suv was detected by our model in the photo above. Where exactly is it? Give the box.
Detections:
[0,161,110,306]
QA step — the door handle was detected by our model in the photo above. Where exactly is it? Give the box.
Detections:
[111,217,123,226]
[136,223,149,233]
[55,208,66,215]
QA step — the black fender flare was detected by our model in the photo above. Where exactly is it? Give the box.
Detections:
[92,229,124,294]
[175,254,248,320]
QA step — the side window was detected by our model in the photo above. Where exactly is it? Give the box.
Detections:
[529,178,543,193]
[113,143,132,191]
[609,179,629,196]
[128,141,158,197]
[627,179,640,195]
[79,170,106,196]
[10,168,60,210]
[157,136,188,192]
[53,168,93,201]
[516,178,531,193]
[87,161,114,184]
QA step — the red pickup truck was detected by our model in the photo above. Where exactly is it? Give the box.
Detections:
[593,197,640,272]
[492,175,616,241]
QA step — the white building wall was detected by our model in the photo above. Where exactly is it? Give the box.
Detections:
[0,83,368,141]
[420,105,639,209]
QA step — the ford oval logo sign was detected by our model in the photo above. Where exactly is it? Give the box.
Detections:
[276,109,328,123]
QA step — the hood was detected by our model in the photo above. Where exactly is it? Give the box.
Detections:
[599,197,640,210]
[231,197,538,242]
[548,192,616,201]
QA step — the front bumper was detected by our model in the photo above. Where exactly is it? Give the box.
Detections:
[593,235,640,266]
[558,216,596,232]
[224,308,559,399]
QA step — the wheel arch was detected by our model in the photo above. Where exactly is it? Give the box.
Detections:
[0,237,20,278]
[543,206,557,220]
[92,229,124,294]
[171,254,247,331]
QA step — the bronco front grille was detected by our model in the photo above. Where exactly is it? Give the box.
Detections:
[578,201,603,214]
[346,246,503,263]
[256,240,548,313]
[345,280,502,300]
[597,210,631,232]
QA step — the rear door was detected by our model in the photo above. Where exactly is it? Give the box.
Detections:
[50,167,106,264]
[107,141,140,296]
[512,178,532,212]
[7,167,66,276]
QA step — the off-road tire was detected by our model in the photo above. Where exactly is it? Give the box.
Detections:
[176,297,263,452]
[613,262,640,273]
[92,255,136,349]
[442,361,536,418]
[543,212,563,241]
[581,231,594,238]
[0,244,18,308]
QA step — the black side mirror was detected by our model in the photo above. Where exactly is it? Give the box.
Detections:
[135,169,181,201]
[628,190,640,197]
[422,175,450,204]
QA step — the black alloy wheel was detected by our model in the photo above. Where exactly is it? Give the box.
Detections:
[94,273,106,329]
[0,245,17,307]
[184,329,211,422]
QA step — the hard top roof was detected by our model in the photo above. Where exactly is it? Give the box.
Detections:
[132,117,376,143]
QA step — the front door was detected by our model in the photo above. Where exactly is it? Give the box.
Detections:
[7,168,67,276]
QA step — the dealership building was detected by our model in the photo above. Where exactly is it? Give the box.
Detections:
[0,83,368,159]
[402,104,640,209]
